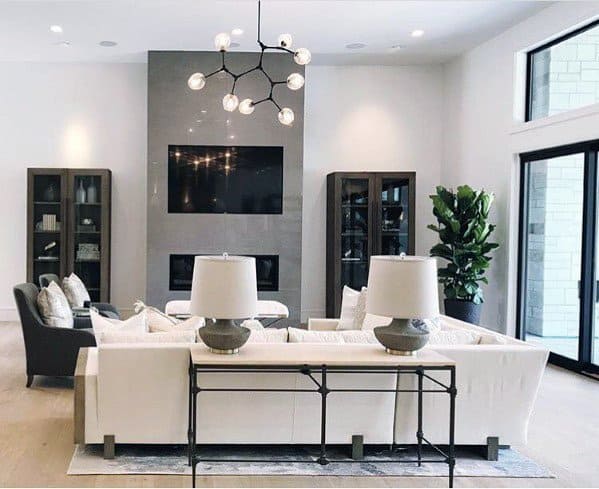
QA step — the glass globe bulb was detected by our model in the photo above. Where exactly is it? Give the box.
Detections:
[187,72,206,90]
[214,32,231,51]
[278,33,293,48]
[239,98,255,115]
[286,73,304,90]
[294,47,311,65]
[222,93,239,112]
[278,107,294,126]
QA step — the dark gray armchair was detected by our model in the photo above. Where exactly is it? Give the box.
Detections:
[13,283,96,387]
[38,273,120,326]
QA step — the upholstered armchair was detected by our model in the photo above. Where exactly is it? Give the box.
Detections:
[13,283,96,387]
[38,273,120,325]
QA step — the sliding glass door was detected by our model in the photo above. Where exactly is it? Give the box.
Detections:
[519,141,599,375]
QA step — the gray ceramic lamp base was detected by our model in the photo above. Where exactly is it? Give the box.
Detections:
[198,319,251,355]
[374,318,430,356]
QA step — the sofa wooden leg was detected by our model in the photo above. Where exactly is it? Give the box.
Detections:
[352,434,364,460]
[486,436,499,461]
[26,375,34,388]
[103,435,115,459]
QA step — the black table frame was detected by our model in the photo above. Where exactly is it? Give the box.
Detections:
[188,362,457,487]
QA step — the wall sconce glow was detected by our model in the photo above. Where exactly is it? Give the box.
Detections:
[411,29,424,37]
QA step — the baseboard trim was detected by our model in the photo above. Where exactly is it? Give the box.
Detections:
[0,308,19,322]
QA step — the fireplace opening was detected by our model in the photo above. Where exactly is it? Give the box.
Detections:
[169,254,279,292]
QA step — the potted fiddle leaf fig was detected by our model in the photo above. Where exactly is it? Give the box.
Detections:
[427,185,499,325]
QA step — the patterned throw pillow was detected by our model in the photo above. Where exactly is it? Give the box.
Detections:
[37,281,74,328]
[62,273,91,308]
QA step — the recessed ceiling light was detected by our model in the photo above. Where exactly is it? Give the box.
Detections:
[50,25,63,34]
[390,44,402,51]
[200,110,207,114]
[56,40,71,47]
[231,28,244,36]
[230,41,240,48]
[346,42,366,50]
[411,29,424,38]
[99,40,118,47]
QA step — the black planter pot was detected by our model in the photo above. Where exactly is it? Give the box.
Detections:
[444,299,482,325]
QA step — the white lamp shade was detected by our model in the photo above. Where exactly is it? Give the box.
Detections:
[366,255,439,319]
[189,255,258,319]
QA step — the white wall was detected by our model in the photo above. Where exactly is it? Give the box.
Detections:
[302,65,443,320]
[0,62,146,319]
[442,1,599,334]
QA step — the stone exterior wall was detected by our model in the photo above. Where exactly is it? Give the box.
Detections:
[526,155,584,337]
[533,24,599,118]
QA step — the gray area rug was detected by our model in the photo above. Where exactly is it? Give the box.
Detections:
[68,444,553,478]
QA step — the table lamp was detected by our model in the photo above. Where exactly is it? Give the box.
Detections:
[190,254,258,354]
[366,255,439,355]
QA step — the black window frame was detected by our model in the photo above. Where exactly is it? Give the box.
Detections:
[517,139,599,378]
[525,19,599,122]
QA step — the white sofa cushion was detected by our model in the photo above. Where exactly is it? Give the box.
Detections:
[247,328,288,343]
[37,281,73,328]
[91,310,147,344]
[101,330,197,344]
[428,329,481,345]
[336,286,361,330]
[62,272,91,308]
[288,327,345,343]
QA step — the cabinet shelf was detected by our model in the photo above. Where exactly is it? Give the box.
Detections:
[28,168,111,301]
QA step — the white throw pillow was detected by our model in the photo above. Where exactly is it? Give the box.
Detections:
[62,273,91,308]
[428,329,481,345]
[288,327,344,344]
[91,309,147,344]
[361,313,392,331]
[336,286,361,330]
[146,308,179,332]
[101,330,196,344]
[241,319,265,331]
[247,328,288,343]
[353,287,368,329]
[37,281,74,328]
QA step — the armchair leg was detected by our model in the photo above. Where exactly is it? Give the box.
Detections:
[103,435,115,459]
[26,375,34,388]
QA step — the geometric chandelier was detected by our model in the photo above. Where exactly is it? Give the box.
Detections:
[187,0,310,127]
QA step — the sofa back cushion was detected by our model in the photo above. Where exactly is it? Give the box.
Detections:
[101,330,197,344]
[91,310,147,344]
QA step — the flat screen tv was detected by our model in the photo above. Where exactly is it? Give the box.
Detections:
[168,145,283,214]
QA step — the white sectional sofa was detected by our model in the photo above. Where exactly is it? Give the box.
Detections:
[74,315,548,454]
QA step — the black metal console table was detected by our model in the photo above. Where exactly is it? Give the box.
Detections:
[188,344,457,487]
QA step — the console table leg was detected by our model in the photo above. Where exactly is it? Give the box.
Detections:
[417,368,423,467]
[448,366,457,488]
[317,366,329,465]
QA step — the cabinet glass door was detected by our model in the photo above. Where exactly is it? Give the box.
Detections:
[31,173,64,285]
[340,178,370,291]
[380,177,410,256]
[71,174,103,302]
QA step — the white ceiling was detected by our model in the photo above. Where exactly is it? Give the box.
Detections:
[0,0,552,64]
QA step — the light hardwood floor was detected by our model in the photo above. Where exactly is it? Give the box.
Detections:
[1,321,597,488]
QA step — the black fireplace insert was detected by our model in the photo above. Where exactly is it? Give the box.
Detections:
[169,254,279,292]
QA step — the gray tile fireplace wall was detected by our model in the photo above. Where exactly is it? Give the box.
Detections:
[147,51,304,326]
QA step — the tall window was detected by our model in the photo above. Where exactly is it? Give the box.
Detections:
[519,141,599,376]
[527,20,599,121]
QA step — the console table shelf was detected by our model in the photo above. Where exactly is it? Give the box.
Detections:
[188,344,456,488]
